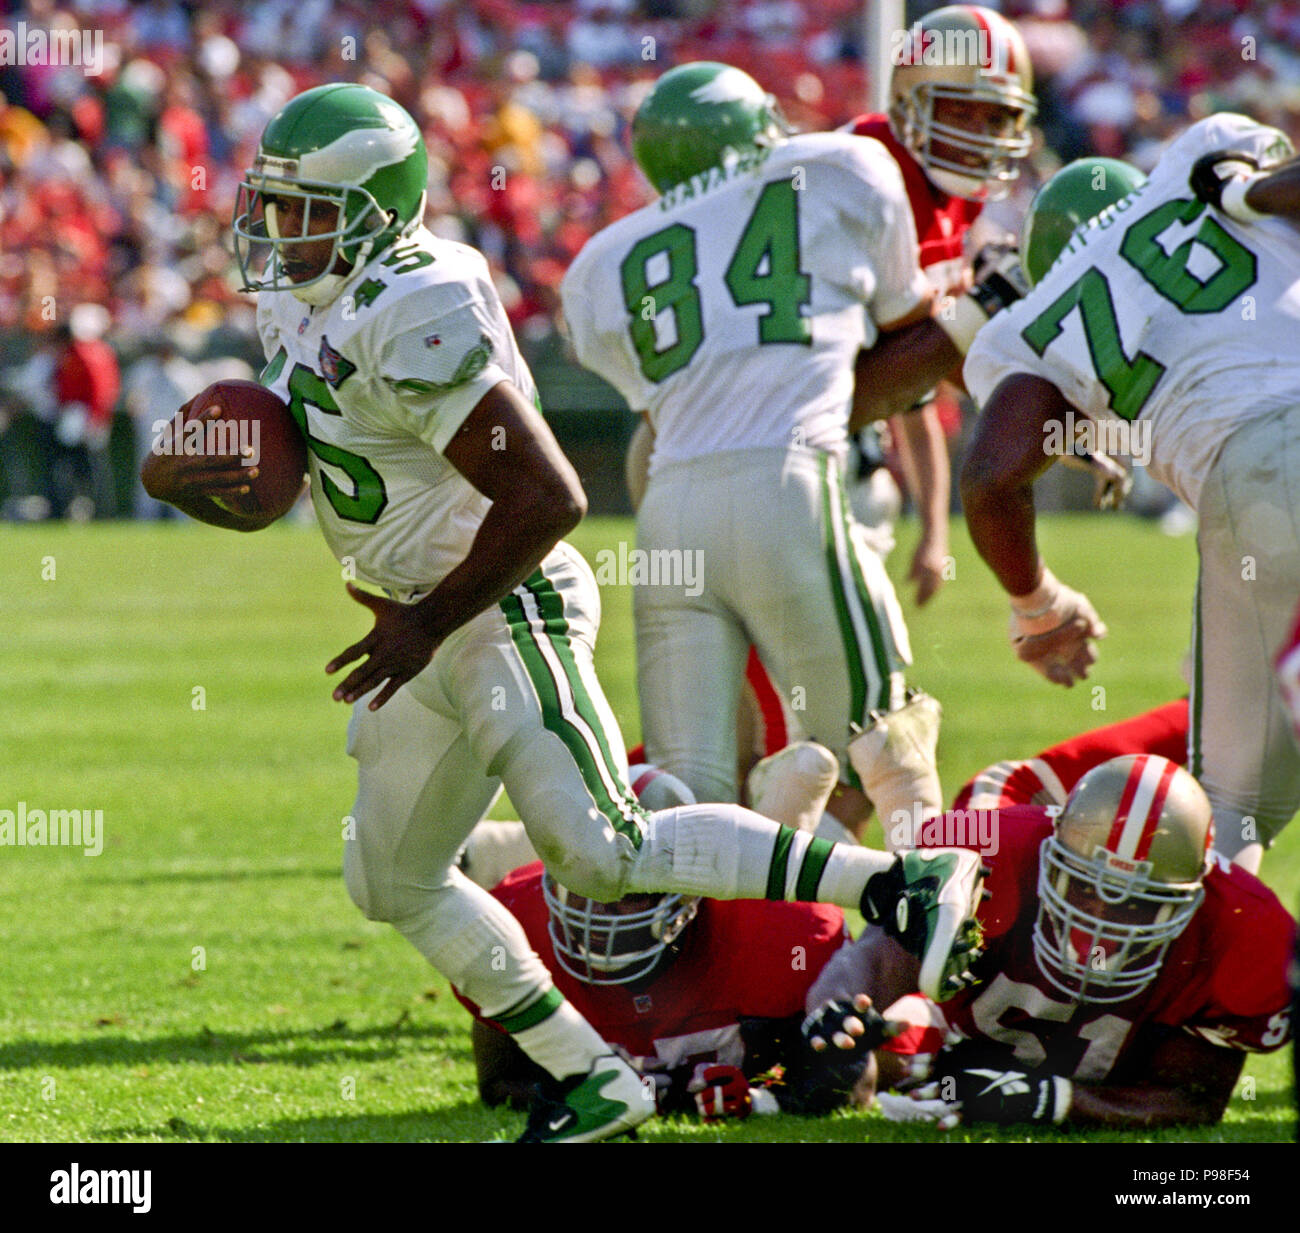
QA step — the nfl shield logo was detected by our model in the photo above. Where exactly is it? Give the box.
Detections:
[319,337,341,383]
[318,336,355,387]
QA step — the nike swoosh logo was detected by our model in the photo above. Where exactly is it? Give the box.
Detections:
[548,1115,572,1132]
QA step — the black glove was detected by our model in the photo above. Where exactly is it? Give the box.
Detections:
[969,241,1029,317]
[1189,149,1261,211]
[801,995,901,1055]
[925,1063,1072,1125]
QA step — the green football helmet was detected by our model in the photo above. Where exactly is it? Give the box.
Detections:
[631,62,786,194]
[1020,157,1147,286]
[233,83,428,305]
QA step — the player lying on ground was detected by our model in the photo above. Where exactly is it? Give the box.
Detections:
[800,706,1295,1128]
[141,83,985,1142]
[960,116,1300,873]
[456,765,870,1121]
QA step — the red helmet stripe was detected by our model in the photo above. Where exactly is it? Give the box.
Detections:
[1105,755,1146,850]
[630,765,662,798]
[963,5,1014,74]
[1133,757,1180,859]
[1107,756,1179,859]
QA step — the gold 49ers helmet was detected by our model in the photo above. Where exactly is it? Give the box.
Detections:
[544,763,702,986]
[889,5,1036,201]
[1033,755,1213,1004]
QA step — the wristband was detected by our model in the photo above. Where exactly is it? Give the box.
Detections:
[934,292,992,355]
[1045,1075,1073,1124]
[1219,174,1268,223]
[1008,565,1061,630]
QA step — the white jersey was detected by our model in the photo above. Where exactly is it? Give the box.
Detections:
[561,132,930,472]
[965,113,1300,510]
[256,227,537,600]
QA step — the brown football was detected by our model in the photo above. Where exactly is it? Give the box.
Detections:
[184,379,308,524]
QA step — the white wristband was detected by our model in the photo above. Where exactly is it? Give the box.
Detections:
[1009,565,1060,623]
[1050,1076,1073,1124]
[934,292,992,355]
[1219,174,1268,223]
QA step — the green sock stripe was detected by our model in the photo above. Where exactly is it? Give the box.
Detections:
[526,573,646,831]
[500,576,645,849]
[1190,569,1204,779]
[496,986,564,1035]
[794,835,836,901]
[832,458,896,714]
[765,826,797,900]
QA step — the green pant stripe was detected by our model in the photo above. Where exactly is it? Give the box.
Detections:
[794,835,835,901]
[526,573,646,833]
[765,826,796,900]
[1190,569,1204,779]
[831,460,895,714]
[501,574,644,848]
[496,986,564,1034]
[821,460,869,729]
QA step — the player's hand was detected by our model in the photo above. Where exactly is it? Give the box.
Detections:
[1008,567,1107,687]
[908,539,948,606]
[908,1066,1072,1126]
[1058,447,1132,510]
[327,583,442,709]
[1189,150,1264,221]
[140,403,259,505]
[802,994,904,1055]
[687,1064,752,1120]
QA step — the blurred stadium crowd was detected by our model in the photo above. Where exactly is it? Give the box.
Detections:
[2,0,1300,518]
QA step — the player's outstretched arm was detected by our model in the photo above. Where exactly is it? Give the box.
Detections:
[1064,1031,1244,1129]
[140,404,280,532]
[961,373,1106,686]
[892,405,950,605]
[959,372,1067,595]
[327,380,587,708]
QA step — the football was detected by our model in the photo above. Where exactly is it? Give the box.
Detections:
[185,379,308,524]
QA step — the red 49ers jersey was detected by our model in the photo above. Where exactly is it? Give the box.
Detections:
[914,808,1293,1080]
[953,700,1190,810]
[462,863,847,1072]
[847,115,982,297]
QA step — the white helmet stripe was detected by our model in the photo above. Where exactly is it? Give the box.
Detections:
[1108,755,1172,859]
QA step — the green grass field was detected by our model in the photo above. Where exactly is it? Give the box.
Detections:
[1,513,1295,1144]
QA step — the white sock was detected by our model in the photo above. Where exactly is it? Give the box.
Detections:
[629,804,892,906]
[507,992,612,1081]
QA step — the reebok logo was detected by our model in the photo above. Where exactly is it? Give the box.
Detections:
[970,1068,1031,1098]
[50,1163,151,1214]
